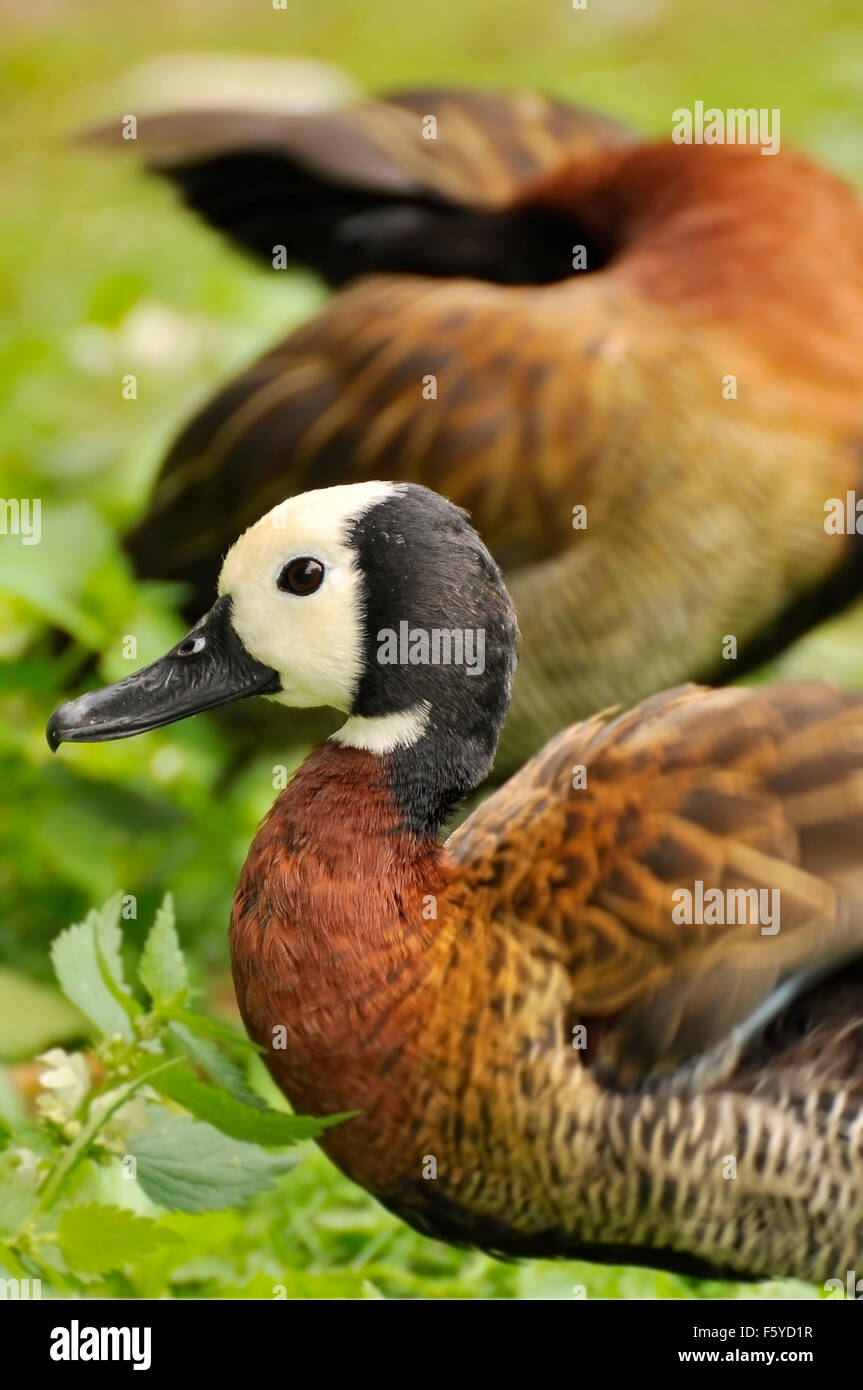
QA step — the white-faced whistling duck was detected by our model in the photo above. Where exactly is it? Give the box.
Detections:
[82,86,863,774]
[48,482,863,1281]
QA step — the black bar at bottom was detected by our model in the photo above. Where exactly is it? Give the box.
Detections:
[3,1292,855,1376]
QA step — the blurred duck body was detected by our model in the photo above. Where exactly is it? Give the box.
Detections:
[49,483,863,1282]
[88,86,863,774]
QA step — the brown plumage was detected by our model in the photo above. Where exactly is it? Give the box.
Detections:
[48,482,863,1282]
[231,683,863,1281]
[87,87,863,774]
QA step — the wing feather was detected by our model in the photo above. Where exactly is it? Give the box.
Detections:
[449,685,863,1082]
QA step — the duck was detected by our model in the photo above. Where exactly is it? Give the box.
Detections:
[84,85,863,775]
[48,481,863,1282]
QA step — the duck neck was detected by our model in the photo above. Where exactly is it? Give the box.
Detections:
[333,696,502,835]
[236,737,453,931]
[230,738,454,1123]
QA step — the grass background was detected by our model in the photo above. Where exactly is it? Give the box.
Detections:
[1,0,861,1297]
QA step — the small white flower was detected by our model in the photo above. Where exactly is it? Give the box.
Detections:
[35,1048,90,1126]
[10,1147,42,1189]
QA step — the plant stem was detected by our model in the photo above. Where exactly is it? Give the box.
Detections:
[32,1057,181,1217]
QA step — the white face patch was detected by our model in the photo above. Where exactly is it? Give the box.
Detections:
[218,481,396,711]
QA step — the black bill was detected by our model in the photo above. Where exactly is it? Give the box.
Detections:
[47,596,280,750]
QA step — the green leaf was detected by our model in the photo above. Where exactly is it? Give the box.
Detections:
[129,1113,297,1212]
[50,895,134,1040]
[57,1203,181,1273]
[162,1006,261,1052]
[168,1022,265,1110]
[138,894,189,1008]
[148,1066,339,1147]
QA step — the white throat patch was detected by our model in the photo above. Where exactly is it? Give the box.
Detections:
[332,701,432,754]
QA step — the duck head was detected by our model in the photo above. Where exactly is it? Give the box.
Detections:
[47,482,519,830]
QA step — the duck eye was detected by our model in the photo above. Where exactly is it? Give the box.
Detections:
[277,557,325,596]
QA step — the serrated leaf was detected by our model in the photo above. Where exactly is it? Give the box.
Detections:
[129,1113,296,1212]
[138,894,188,1008]
[163,1006,260,1052]
[148,1066,339,1146]
[168,1022,265,1110]
[57,1203,181,1273]
[50,895,133,1040]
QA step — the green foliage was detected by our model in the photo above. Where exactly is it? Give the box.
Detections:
[166,1023,265,1109]
[145,1070,344,1148]
[130,1115,297,1212]
[0,898,334,1296]
[58,1203,181,1273]
[137,895,188,1008]
[50,895,137,1039]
